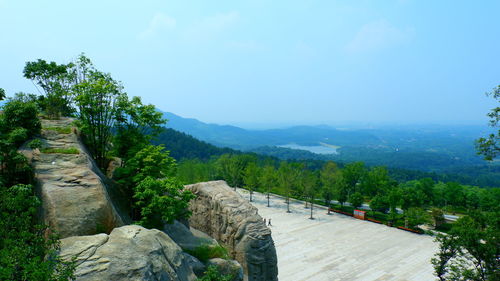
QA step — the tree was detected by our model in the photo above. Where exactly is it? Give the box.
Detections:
[133,177,195,229]
[243,162,260,202]
[23,59,76,117]
[277,162,302,213]
[430,207,445,228]
[476,85,499,160]
[404,207,430,229]
[349,192,363,209]
[302,170,319,219]
[432,213,499,281]
[216,154,249,189]
[320,161,340,213]
[73,64,125,169]
[0,88,5,101]
[0,184,76,280]
[360,166,391,197]
[342,162,365,196]
[260,165,277,207]
[369,194,390,214]
[113,95,166,163]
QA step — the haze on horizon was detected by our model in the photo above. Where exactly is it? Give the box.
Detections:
[0,0,499,128]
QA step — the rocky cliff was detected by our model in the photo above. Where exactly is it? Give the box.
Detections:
[22,118,124,238]
[185,181,278,281]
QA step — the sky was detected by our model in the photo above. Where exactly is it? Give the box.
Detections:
[0,0,499,128]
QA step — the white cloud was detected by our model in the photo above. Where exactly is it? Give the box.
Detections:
[138,13,176,40]
[184,11,239,41]
[345,19,414,53]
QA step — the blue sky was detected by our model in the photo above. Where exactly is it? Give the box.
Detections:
[0,0,499,127]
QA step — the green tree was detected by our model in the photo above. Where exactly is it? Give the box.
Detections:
[342,162,365,196]
[216,154,249,189]
[133,177,195,229]
[73,64,125,169]
[349,192,363,209]
[360,166,391,197]
[243,162,260,202]
[476,85,499,160]
[113,95,166,163]
[404,207,430,229]
[320,161,340,213]
[432,213,499,281]
[0,184,75,280]
[0,88,5,100]
[260,165,277,207]
[23,59,76,117]
[430,207,445,228]
[369,194,390,214]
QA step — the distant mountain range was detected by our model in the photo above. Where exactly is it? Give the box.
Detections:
[162,112,380,150]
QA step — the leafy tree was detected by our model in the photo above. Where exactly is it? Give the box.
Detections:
[277,162,302,213]
[404,207,430,229]
[302,170,319,219]
[430,207,445,228]
[0,184,75,280]
[0,88,5,100]
[243,162,260,202]
[349,192,363,209]
[342,162,365,196]
[476,85,499,160]
[216,154,249,189]
[260,165,277,207]
[113,95,166,163]
[432,212,499,281]
[133,177,195,229]
[23,59,76,117]
[320,161,340,212]
[73,61,125,169]
[0,94,41,139]
[334,176,349,207]
[369,194,390,214]
[360,166,391,197]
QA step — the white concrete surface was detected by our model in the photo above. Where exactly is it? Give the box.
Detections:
[237,189,438,281]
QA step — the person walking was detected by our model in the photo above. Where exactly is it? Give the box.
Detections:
[268,218,272,226]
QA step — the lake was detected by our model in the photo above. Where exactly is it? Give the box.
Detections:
[278,143,338,155]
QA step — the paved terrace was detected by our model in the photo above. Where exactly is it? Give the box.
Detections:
[235,189,438,281]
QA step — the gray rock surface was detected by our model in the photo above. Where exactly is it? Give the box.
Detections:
[22,118,124,238]
[163,220,219,251]
[59,225,198,281]
[185,181,278,281]
[207,258,244,281]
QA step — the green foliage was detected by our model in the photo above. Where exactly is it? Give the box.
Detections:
[113,95,166,163]
[0,88,5,101]
[23,59,75,118]
[405,207,430,229]
[476,85,499,161]
[28,139,42,150]
[349,192,363,209]
[430,207,445,228]
[0,94,41,139]
[0,184,76,280]
[432,212,499,281]
[133,177,195,229]
[198,265,233,281]
[185,244,229,263]
[369,194,390,213]
[40,147,79,154]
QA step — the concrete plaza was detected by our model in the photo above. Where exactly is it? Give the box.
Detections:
[236,189,438,281]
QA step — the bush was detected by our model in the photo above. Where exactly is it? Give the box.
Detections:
[185,244,229,263]
[40,147,79,154]
[198,265,233,281]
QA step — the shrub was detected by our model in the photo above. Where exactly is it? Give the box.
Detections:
[40,147,79,154]
[185,244,229,263]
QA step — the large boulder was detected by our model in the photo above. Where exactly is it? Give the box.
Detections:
[24,118,124,238]
[163,220,219,252]
[185,181,278,281]
[59,225,198,281]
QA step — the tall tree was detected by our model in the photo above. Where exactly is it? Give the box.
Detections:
[320,161,340,213]
[342,162,365,196]
[260,165,277,207]
[243,162,260,202]
[476,85,499,160]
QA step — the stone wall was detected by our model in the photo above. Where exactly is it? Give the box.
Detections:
[185,181,278,281]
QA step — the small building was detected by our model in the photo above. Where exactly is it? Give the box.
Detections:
[353,209,366,220]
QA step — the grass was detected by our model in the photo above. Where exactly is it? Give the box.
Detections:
[185,244,229,263]
[40,147,79,154]
[43,126,72,134]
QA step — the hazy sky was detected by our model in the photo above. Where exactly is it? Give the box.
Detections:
[1,0,499,127]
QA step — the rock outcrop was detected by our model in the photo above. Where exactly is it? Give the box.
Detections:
[185,181,278,281]
[59,225,198,281]
[24,118,124,238]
